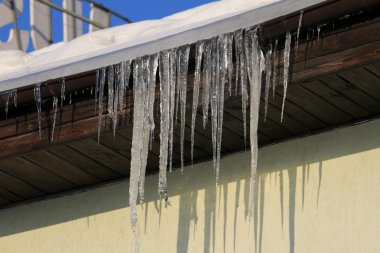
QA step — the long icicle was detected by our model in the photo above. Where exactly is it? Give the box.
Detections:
[241,30,248,148]
[191,41,204,164]
[139,54,158,204]
[129,58,147,253]
[210,37,218,172]
[159,50,171,199]
[168,49,177,172]
[216,34,228,184]
[178,45,190,172]
[281,32,292,122]
[245,28,264,218]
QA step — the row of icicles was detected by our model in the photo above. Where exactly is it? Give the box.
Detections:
[95,26,293,252]
[1,12,304,251]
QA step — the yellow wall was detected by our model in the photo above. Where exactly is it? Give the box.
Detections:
[1,119,380,253]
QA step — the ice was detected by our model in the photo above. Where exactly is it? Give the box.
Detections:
[210,37,218,171]
[244,27,263,218]
[129,57,150,253]
[34,83,42,138]
[317,25,321,40]
[295,10,304,49]
[168,49,177,173]
[106,65,117,135]
[234,29,243,96]
[178,45,190,172]
[97,67,106,142]
[191,41,204,164]
[264,47,272,121]
[51,96,58,142]
[216,34,229,183]
[227,33,234,96]
[281,32,291,122]
[4,89,17,119]
[119,60,131,112]
[60,78,65,109]
[272,39,279,99]
[159,50,171,198]
[202,41,212,129]
[139,54,158,203]
[241,30,249,148]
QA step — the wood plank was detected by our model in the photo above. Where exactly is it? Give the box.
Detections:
[67,138,130,176]
[259,98,309,135]
[270,89,327,129]
[320,75,380,114]
[282,83,353,125]
[0,157,76,193]
[0,170,45,198]
[0,187,24,202]
[365,62,380,77]
[0,196,11,205]
[23,150,101,186]
[302,80,371,118]
[48,145,120,180]
[290,41,380,84]
[338,68,380,102]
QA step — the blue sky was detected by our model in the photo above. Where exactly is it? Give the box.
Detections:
[0,0,217,51]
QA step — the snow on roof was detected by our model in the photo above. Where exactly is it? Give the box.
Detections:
[0,0,327,92]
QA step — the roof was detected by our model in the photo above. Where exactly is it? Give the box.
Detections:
[0,0,328,92]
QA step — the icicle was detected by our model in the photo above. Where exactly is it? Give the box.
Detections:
[97,67,106,142]
[95,69,99,111]
[147,55,158,145]
[272,39,279,99]
[202,41,212,129]
[60,78,65,109]
[139,54,158,204]
[4,89,17,119]
[241,30,248,148]
[158,50,171,198]
[34,83,42,138]
[107,65,117,134]
[245,28,263,218]
[191,41,204,164]
[119,60,131,112]
[234,30,243,96]
[168,49,177,172]
[51,96,58,142]
[210,38,218,172]
[317,25,321,40]
[13,89,17,108]
[295,10,304,49]
[227,33,234,96]
[129,58,150,253]
[178,45,190,172]
[216,34,228,184]
[281,32,292,122]
[69,93,72,105]
[264,47,272,121]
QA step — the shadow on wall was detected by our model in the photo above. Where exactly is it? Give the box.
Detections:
[0,120,379,253]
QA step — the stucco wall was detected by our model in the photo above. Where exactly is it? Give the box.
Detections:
[1,119,379,253]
